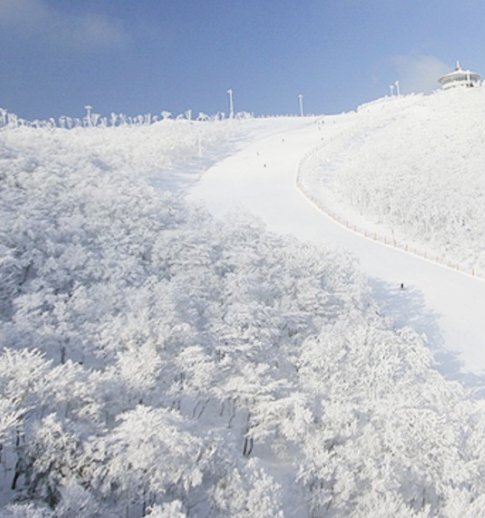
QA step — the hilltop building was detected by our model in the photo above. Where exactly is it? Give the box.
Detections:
[438,62,481,90]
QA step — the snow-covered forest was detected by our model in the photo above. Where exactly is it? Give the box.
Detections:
[299,88,485,275]
[2,104,485,518]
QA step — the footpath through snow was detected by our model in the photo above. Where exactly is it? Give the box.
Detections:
[187,113,485,394]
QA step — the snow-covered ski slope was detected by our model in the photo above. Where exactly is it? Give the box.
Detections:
[188,94,485,392]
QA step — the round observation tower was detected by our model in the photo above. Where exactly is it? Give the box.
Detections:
[437,62,481,90]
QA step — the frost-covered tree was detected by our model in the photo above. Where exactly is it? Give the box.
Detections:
[94,406,206,515]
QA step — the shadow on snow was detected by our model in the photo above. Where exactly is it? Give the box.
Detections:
[369,277,485,398]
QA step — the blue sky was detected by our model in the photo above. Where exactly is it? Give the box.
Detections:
[0,0,483,120]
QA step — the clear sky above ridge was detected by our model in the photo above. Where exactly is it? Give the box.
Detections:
[0,0,483,120]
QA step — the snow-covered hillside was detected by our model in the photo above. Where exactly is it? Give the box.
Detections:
[299,88,485,276]
[1,102,485,518]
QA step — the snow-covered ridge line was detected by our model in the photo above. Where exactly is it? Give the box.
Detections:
[355,91,425,114]
[0,107,254,130]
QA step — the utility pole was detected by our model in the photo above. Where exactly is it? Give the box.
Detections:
[84,105,92,126]
[227,89,234,119]
[298,94,304,117]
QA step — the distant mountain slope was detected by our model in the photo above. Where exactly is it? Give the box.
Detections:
[299,88,485,274]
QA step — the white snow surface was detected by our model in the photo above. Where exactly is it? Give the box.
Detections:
[2,91,485,517]
[187,101,485,390]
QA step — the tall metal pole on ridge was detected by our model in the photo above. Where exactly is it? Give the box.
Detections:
[298,94,304,117]
[227,89,234,119]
